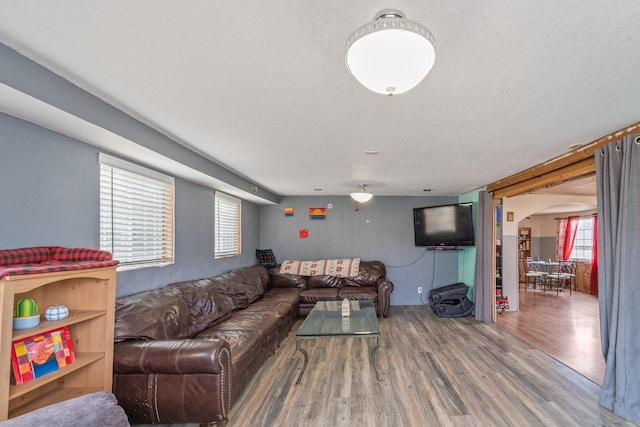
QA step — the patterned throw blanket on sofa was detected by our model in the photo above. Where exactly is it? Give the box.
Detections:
[279,258,360,278]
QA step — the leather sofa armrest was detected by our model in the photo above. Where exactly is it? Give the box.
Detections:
[113,339,231,375]
[376,278,394,317]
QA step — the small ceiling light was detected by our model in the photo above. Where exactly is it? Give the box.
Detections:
[345,9,436,96]
[350,184,373,203]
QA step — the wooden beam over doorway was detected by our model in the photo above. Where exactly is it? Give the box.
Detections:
[487,121,640,198]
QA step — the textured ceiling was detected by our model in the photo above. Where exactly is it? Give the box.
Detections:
[1,1,639,197]
[533,175,597,197]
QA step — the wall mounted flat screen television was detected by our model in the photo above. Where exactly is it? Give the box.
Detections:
[413,203,475,247]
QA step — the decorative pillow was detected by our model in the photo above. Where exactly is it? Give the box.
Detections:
[0,247,50,266]
[256,249,277,267]
[49,246,113,262]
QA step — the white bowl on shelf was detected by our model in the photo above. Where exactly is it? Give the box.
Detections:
[13,314,41,330]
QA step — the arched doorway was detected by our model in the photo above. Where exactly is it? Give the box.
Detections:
[498,190,596,312]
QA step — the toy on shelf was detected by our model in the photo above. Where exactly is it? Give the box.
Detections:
[13,298,40,330]
[45,305,69,321]
[11,326,75,384]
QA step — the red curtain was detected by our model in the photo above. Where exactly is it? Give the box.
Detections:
[562,216,580,261]
[590,214,598,296]
[556,218,567,262]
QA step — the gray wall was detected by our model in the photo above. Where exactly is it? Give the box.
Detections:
[528,237,557,262]
[0,43,278,204]
[539,236,557,261]
[1,113,98,247]
[259,196,467,305]
[501,234,519,311]
[1,113,260,297]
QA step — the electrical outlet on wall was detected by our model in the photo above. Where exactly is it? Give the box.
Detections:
[418,287,423,295]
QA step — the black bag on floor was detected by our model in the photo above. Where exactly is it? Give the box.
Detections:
[432,296,474,318]
[429,282,469,304]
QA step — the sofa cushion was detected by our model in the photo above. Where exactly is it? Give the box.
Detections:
[338,286,378,300]
[222,310,280,338]
[209,274,250,309]
[233,264,269,298]
[307,275,343,288]
[115,289,194,341]
[262,288,301,306]
[299,288,340,304]
[242,300,294,319]
[179,283,235,332]
[270,270,306,288]
[342,260,386,287]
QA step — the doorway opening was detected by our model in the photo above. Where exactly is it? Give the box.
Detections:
[495,176,601,383]
[486,122,639,384]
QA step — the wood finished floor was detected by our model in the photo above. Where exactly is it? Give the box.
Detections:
[496,285,605,385]
[219,305,639,427]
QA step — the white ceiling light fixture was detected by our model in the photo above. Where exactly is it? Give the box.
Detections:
[345,9,436,96]
[350,184,373,203]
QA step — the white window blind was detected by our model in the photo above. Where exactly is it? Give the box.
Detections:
[99,153,175,269]
[215,192,241,258]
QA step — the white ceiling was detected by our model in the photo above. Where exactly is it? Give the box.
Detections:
[1,1,639,198]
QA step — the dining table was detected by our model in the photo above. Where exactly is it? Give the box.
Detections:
[529,260,576,294]
[530,260,561,274]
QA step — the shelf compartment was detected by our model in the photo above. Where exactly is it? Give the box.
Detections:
[9,352,105,399]
[11,310,106,341]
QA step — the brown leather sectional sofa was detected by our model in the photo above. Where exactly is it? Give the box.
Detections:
[268,260,394,317]
[112,261,393,426]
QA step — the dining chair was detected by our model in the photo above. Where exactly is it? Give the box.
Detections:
[524,258,545,291]
[548,260,576,295]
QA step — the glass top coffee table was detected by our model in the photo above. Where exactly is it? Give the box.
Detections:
[295,300,383,385]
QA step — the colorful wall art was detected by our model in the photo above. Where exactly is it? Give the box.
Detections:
[309,208,326,220]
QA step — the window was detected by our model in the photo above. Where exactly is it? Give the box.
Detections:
[99,153,174,269]
[215,192,241,258]
[570,217,594,260]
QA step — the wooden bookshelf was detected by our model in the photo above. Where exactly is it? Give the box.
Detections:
[0,266,117,420]
[518,227,532,282]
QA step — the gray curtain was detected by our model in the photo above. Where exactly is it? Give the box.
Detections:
[473,190,493,323]
[596,133,640,421]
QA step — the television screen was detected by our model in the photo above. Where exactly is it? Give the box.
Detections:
[413,204,475,247]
